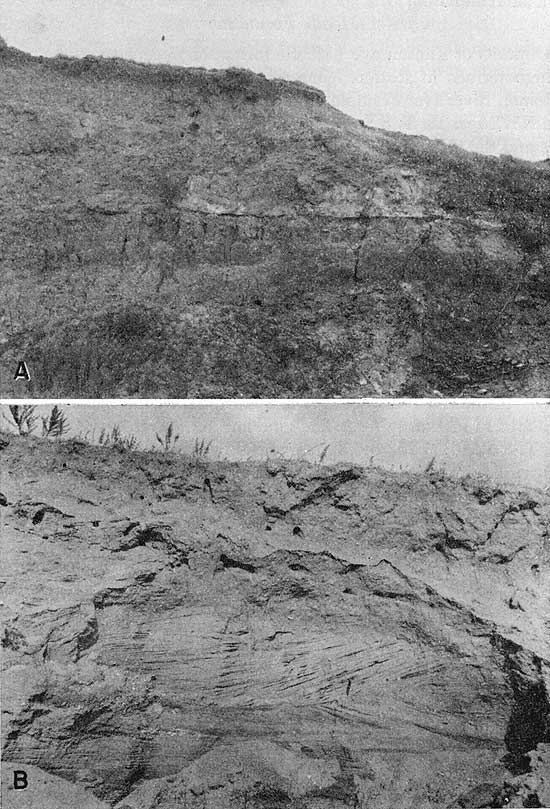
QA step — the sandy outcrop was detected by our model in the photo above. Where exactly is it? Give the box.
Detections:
[1,433,549,806]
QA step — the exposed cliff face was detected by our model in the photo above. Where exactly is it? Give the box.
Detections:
[1,43,549,397]
[2,433,549,807]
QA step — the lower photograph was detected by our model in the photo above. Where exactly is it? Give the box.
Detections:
[1,401,549,809]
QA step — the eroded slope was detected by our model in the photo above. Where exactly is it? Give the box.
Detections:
[1,41,549,396]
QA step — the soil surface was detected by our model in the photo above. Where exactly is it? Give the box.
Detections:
[1,433,549,806]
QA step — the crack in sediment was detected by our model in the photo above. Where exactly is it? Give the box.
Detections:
[264,468,362,517]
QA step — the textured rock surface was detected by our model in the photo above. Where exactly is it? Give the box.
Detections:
[1,433,549,807]
[0,42,549,396]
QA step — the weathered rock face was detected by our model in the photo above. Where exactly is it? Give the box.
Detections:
[1,433,549,807]
[1,42,549,397]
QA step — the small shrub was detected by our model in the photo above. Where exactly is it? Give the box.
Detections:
[41,405,69,438]
[3,405,37,435]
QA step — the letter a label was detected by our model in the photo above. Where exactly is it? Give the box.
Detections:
[13,361,30,382]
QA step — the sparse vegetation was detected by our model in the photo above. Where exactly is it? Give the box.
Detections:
[98,425,139,452]
[192,437,211,459]
[41,404,69,438]
[156,422,179,452]
[3,405,38,435]
[2,404,70,439]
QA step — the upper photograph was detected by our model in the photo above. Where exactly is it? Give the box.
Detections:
[1,1,548,399]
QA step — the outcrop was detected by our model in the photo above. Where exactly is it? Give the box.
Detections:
[0,41,549,396]
[1,432,549,806]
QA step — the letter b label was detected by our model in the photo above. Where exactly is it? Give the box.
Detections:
[13,770,28,789]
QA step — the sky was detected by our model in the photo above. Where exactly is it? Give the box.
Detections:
[3,402,548,488]
[2,0,548,160]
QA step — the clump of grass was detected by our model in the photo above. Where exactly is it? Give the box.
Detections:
[98,425,139,451]
[193,438,211,459]
[156,422,179,452]
[41,404,69,438]
[3,405,38,435]
[2,404,70,439]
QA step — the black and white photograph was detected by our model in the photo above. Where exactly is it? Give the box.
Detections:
[0,1,549,398]
[1,401,549,808]
[1,2,549,808]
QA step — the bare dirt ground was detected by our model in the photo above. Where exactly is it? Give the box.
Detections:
[1,433,549,807]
